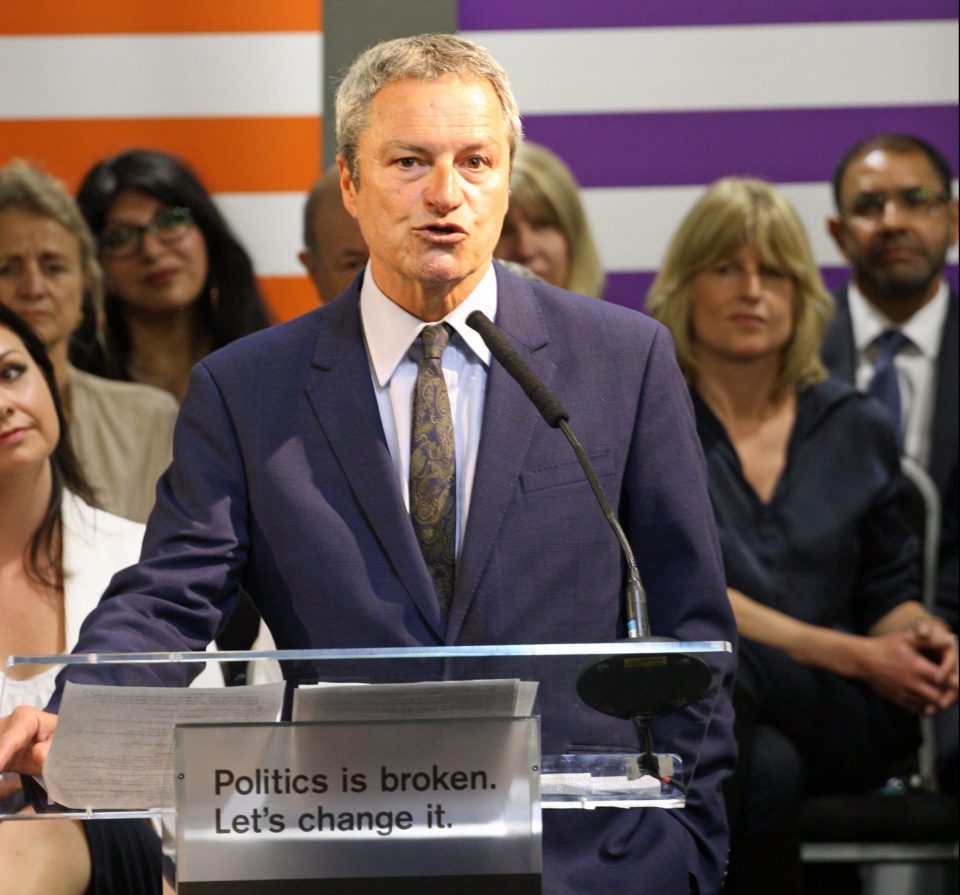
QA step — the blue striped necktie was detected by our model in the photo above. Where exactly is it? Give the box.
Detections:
[410,324,456,619]
[867,329,910,449]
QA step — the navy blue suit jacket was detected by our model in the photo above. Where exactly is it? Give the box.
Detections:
[65,265,736,893]
[822,285,958,629]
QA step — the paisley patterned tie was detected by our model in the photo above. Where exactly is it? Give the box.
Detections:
[410,324,456,619]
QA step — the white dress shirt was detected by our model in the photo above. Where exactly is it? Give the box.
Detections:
[359,262,497,556]
[848,280,949,467]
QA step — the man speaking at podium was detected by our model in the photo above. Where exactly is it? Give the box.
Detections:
[1,33,735,895]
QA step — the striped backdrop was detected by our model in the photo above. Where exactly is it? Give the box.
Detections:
[1,2,956,320]
[460,0,959,310]
[0,1,324,321]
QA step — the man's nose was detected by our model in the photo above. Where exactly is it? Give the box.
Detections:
[424,164,463,215]
[878,197,909,228]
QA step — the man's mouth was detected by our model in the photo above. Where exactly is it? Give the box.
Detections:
[416,222,466,242]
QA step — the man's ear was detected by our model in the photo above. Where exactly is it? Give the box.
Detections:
[298,249,316,277]
[827,215,850,260]
[337,156,359,220]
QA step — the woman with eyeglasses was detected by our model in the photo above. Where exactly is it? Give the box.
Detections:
[74,149,271,401]
[0,160,178,523]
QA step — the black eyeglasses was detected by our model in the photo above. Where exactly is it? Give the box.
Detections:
[99,206,194,258]
[845,187,950,221]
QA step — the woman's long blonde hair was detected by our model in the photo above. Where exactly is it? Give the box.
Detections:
[507,142,605,297]
[647,177,833,397]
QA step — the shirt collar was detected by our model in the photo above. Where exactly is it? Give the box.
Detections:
[848,279,949,362]
[360,262,497,388]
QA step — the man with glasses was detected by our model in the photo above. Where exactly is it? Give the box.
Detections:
[825,133,958,793]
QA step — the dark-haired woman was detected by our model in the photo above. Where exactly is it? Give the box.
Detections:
[0,303,165,894]
[74,150,270,663]
[74,149,271,401]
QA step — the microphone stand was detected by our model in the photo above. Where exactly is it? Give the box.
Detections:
[466,310,709,793]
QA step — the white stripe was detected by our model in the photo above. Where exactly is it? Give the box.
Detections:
[214,192,305,277]
[584,181,960,272]
[0,33,321,119]
[464,21,958,113]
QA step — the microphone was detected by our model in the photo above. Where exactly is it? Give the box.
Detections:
[466,310,710,722]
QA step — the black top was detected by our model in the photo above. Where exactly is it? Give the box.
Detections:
[693,378,919,632]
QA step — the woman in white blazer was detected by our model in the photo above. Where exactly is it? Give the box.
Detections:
[0,303,176,895]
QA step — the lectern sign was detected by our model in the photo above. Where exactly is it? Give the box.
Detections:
[175,718,541,894]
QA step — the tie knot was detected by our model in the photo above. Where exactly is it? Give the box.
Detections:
[874,329,910,359]
[420,323,451,361]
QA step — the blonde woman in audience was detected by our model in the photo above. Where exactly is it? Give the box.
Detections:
[648,177,958,894]
[0,161,177,523]
[495,141,605,296]
[0,303,167,894]
[74,149,271,402]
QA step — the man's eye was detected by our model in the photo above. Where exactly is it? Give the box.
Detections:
[850,193,885,215]
[903,187,933,208]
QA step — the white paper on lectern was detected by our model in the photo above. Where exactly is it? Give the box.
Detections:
[292,678,538,721]
[43,681,285,810]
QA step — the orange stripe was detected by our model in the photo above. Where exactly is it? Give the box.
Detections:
[259,275,320,323]
[1,1,321,34]
[0,118,322,194]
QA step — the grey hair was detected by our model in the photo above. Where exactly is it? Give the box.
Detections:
[0,159,104,321]
[335,33,523,183]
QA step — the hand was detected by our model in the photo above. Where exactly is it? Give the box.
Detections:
[0,707,58,776]
[907,616,959,712]
[857,624,959,715]
[0,772,21,802]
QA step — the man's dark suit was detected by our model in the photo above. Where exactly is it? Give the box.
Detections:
[66,265,736,894]
[822,285,959,630]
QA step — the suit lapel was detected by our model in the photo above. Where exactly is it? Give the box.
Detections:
[447,271,555,642]
[305,291,444,639]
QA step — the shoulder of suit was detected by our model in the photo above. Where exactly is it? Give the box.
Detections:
[514,274,661,333]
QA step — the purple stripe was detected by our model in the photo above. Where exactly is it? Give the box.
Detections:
[604,266,959,314]
[459,0,956,30]
[522,106,959,189]
[603,271,656,314]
